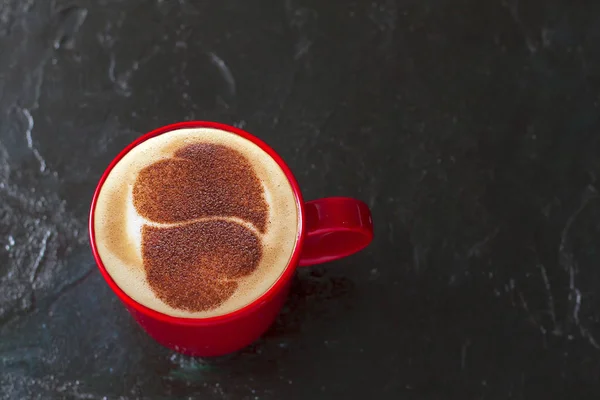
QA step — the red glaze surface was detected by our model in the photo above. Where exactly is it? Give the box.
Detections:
[299,197,373,266]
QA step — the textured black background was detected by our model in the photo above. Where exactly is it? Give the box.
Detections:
[2,0,600,399]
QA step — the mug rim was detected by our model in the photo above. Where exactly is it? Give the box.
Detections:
[88,121,306,326]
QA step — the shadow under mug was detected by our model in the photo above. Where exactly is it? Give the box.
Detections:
[89,121,374,357]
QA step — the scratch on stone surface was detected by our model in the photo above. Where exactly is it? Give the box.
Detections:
[108,54,116,82]
[30,230,51,284]
[30,63,47,110]
[97,21,117,49]
[108,53,131,96]
[234,120,246,129]
[21,108,47,173]
[108,46,159,96]
[559,186,597,279]
[53,6,88,50]
[47,267,95,315]
[208,52,236,96]
[581,326,600,349]
[284,0,317,61]
[537,263,557,329]
[559,185,600,348]
[572,288,581,326]
[503,0,537,54]
[294,37,312,60]
[518,291,530,313]
[541,28,552,48]
[467,227,499,258]
[519,287,548,346]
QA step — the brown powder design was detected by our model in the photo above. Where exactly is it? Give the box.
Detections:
[142,221,262,312]
[132,143,269,312]
[133,143,267,232]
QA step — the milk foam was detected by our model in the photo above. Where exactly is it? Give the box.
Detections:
[93,127,299,318]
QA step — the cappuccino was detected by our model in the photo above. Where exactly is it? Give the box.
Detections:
[93,127,298,318]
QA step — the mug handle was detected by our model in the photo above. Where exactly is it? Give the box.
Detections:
[298,197,374,267]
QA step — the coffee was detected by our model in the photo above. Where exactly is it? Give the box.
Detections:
[93,127,298,318]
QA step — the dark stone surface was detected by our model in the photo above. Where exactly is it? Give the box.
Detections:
[2,0,600,398]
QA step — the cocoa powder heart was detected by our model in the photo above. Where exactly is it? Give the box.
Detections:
[132,143,268,312]
[133,143,267,232]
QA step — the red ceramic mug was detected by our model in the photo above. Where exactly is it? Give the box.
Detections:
[89,121,373,357]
